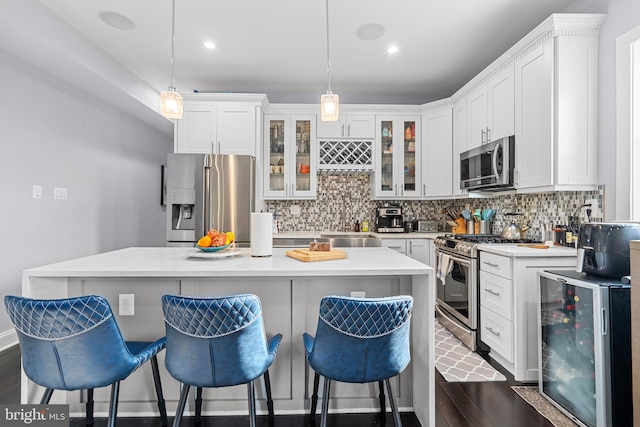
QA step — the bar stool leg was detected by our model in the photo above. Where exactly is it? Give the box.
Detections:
[385,379,402,427]
[40,388,54,404]
[150,355,168,426]
[263,369,275,420]
[310,372,320,417]
[194,387,203,426]
[378,380,386,416]
[247,380,257,427]
[173,384,190,427]
[86,388,94,426]
[107,381,120,427]
[320,377,331,427]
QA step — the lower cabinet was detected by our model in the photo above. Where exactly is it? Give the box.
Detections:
[478,249,576,382]
[381,238,434,268]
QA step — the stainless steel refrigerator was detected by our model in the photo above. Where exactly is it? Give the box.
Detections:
[165,154,255,247]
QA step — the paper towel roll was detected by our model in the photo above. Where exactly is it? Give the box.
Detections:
[251,212,273,257]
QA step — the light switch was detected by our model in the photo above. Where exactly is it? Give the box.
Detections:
[119,294,135,316]
[32,185,42,199]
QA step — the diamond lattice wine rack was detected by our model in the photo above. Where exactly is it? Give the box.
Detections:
[317,140,373,172]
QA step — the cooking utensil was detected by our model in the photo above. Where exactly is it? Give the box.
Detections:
[461,210,471,220]
[473,209,482,222]
[500,212,530,240]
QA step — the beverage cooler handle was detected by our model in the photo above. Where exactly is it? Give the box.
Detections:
[601,308,608,336]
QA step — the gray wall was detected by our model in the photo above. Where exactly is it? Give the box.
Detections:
[0,52,172,346]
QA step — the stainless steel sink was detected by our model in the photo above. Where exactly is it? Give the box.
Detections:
[320,233,382,247]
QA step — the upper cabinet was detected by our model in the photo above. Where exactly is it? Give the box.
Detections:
[421,105,453,198]
[373,115,421,199]
[514,19,601,192]
[316,114,375,139]
[467,66,515,149]
[174,94,266,156]
[263,115,316,200]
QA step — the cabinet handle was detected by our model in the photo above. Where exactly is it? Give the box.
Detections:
[409,241,412,252]
[394,184,398,196]
[347,124,351,137]
[486,127,491,143]
[481,129,485,144]
[483,261,499,268]
[211,142,215,154]
[423,183,426,196]
[485,326,501,337]
[486,288,501,297]
[341,124,345,137]
[217,141,221,153]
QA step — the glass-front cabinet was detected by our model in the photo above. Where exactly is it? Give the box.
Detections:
[374,116,421,199]
[264,115,316,199]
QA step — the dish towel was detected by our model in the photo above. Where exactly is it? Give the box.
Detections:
[436,252,454,283]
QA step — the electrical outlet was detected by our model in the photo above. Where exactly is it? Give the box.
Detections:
[119,294,135,316]
[53,187,67,200]
[290,205,301,215]
[350,291,366,298]
[585,199,598,219]
[32,185,42,199]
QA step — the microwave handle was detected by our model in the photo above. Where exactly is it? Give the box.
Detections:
[492,144,500,179]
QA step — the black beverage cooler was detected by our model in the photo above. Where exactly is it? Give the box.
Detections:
[538,270,631,427]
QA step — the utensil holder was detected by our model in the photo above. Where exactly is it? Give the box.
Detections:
[479,220,492,234]
[466,220,475,234]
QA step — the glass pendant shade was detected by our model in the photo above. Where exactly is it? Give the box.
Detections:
[320,91,339,122]
[160,87,183,119]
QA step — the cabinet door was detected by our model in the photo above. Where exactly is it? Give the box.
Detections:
[381,239,406,254]
[467,84,488,148]
[290,116,316,198]
[514,38,553,189]
[316,118,344,139]
[452,99,467,196]
[345,115,375,138]
[265,116,287,198]
[375,117,397,198]
[407,239,432,266]
[399,117,420,198]
[422,108,453,198]
[175,104,216,153]
[217,104,255,156]
[487,66,514,141]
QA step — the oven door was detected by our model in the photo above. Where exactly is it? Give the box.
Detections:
[435,249,478,330]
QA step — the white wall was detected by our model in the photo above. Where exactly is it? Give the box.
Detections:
[593,0,640,219]
[0,52,172,349]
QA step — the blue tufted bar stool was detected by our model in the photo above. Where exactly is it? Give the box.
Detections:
[161,294,282,427]
[4,295,168,427]
[303,295,413,427]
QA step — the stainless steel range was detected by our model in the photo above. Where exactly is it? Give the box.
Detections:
[434,234,540,351]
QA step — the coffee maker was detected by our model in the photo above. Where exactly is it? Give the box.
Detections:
[376,206,404,233]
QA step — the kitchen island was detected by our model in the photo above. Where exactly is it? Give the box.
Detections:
[22,247,434,426]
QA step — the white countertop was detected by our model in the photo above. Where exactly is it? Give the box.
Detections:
[477,243,578,257]
[23,247,432,278]
[273,231,444,240]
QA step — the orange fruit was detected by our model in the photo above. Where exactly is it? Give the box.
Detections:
[197,235,212,247]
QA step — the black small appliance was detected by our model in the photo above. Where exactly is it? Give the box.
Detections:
[376,206,404,233]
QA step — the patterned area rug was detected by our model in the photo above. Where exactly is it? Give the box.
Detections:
[512,386,578,427]
[434,319,506,382]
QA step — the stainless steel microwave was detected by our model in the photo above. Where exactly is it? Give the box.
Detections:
[460,136,515,192]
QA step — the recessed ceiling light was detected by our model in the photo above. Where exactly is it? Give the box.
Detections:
[204,41,216,50]
[98,10,136,31]
[356,23,385,41]
[387,46,399,54]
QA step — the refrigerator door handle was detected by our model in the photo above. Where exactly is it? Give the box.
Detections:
[601,308,608,336]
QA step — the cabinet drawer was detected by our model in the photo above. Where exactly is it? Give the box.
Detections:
[480,308,513,362]
[479,252,511,279]
[382,239,407,254]
[480,271,513,321]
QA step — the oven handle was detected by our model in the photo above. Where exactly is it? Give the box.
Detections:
[435,249,472,268]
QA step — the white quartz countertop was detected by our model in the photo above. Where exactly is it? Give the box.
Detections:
[477,243,578,257]
[24,247,431,278]
[273,231,444,240]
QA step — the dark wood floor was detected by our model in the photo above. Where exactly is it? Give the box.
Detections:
[0,345,552,426]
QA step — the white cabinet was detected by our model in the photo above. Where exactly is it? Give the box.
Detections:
[381,238,434,267]
[452,99,468,197]
[174,94,265,156]
[514,29,599,192]
[373,116,421,199]
[316,114,375,139]
[263,115,316,199]
[421,106,453,198]
[477,249,576,382]
[467,66,514,149]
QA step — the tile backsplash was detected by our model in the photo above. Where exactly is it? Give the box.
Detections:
[265,174,604,240]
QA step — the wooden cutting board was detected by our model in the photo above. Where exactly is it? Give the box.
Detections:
[516,244,549,249]
[286,249,347,262]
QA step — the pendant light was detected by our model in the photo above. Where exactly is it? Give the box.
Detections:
[320,0,339,121]
[160,0,183,119]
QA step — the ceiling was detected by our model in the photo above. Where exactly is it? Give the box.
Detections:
[38,0,602,105]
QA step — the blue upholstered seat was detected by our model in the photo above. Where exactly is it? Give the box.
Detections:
[303,295,413,427]
[4,294,168,427]
[161,294,282,427]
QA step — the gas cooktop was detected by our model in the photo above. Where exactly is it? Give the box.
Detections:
[441,234,542,244]
[435,234,543,258]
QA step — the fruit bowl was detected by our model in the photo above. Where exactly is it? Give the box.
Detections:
[195,243,232,252]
